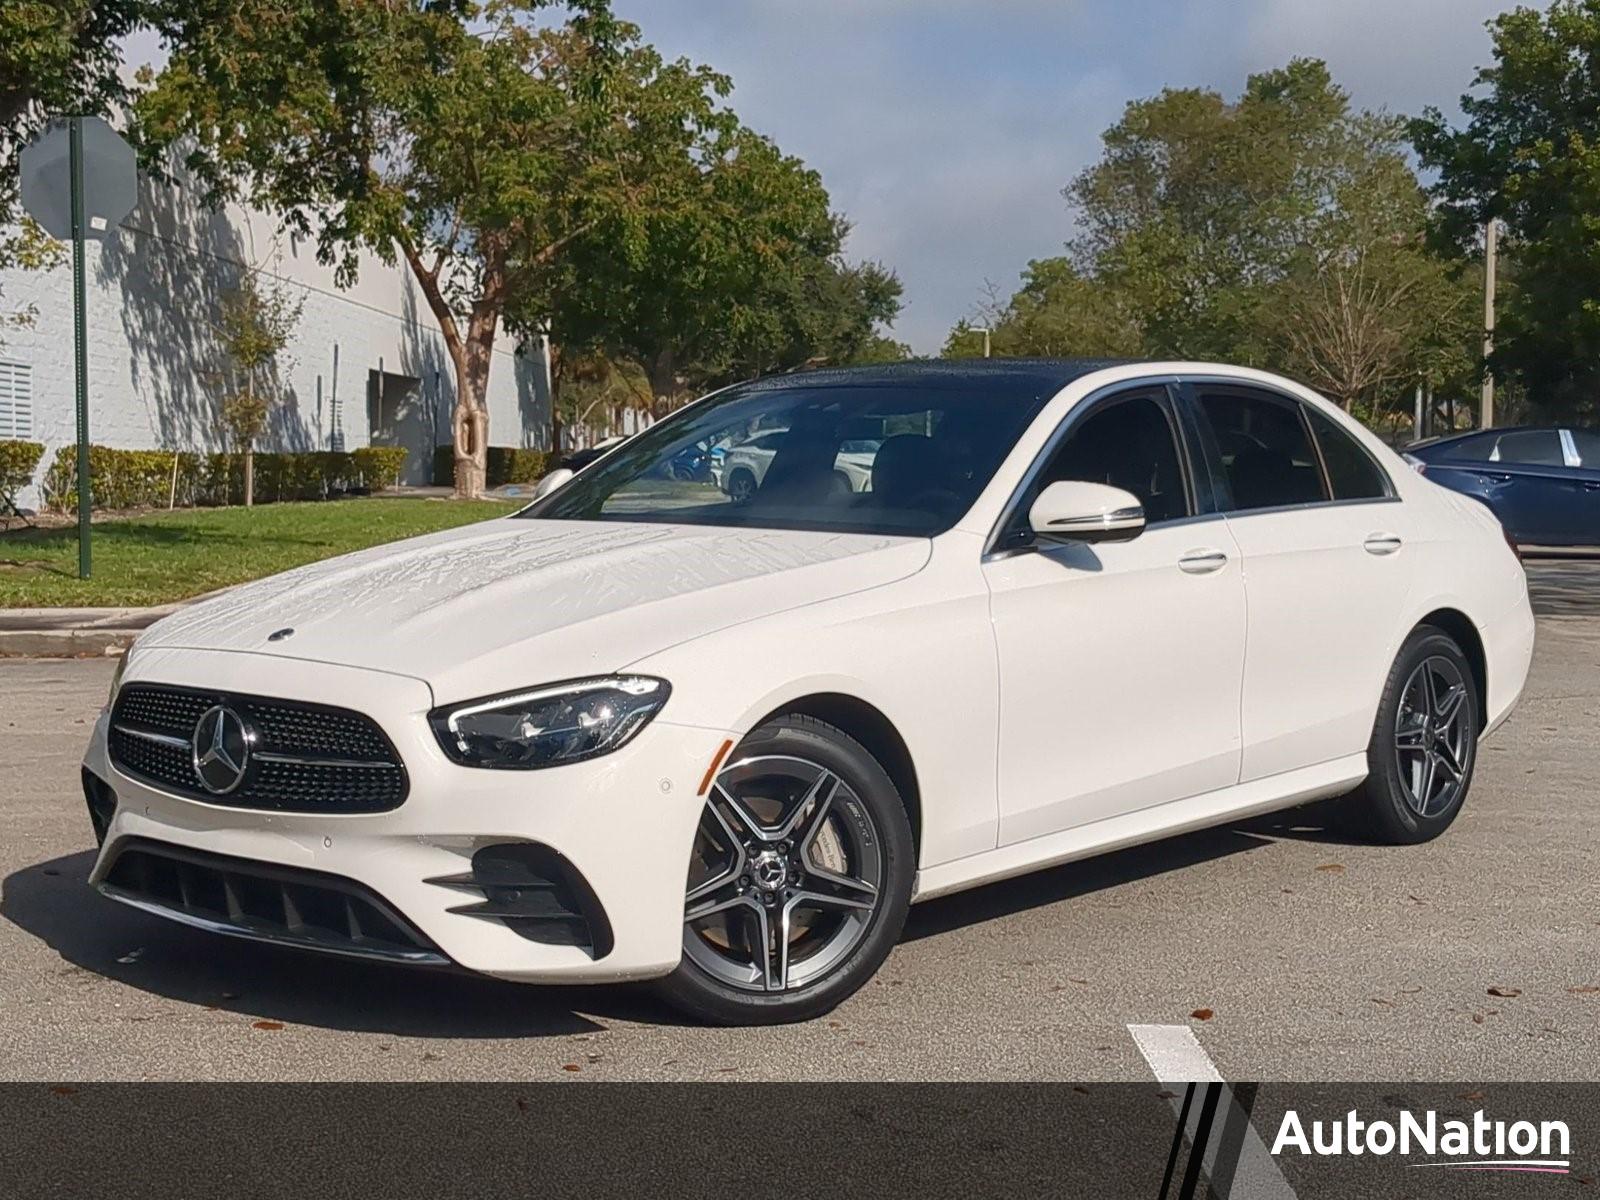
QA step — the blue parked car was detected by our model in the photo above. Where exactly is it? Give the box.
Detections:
[1405,426,1600,547]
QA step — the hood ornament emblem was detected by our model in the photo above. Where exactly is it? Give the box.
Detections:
[192,705,251,794]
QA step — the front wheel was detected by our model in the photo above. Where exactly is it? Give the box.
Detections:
[656,715,914,1025]
[1345,626,1480,844]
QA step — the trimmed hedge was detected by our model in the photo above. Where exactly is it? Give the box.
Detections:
[433,445,548,488]
[0,439,45,497]
[40,444,412,512]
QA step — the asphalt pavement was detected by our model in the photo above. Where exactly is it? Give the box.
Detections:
[2,560,1597,1081]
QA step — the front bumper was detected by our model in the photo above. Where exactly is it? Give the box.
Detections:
[83,647,732,983]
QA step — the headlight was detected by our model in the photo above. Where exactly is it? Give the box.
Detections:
[429,676,670,770]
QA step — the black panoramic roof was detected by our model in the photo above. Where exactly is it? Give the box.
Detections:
[739,358,1135,399]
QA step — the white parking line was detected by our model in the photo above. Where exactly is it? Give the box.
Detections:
[1127,1024,1297,1200]
[1128,1023,1225,1083]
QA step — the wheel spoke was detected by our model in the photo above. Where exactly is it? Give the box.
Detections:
[1416,751,1437,809]
[1433,683,1466,730]
[686,888,757,924]
[686,801,747,904]
[1435,742,1464,782]
[1394,718,1428,752]
[793,866,877,911]
[1420,663,1439,716]
[709,782,768,844]
[773,767,840,843]
[752,900,784,991]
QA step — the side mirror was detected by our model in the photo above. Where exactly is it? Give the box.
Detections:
[532,467,574,500]
[1028,480,1146,544]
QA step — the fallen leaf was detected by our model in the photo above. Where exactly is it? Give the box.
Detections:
[515,1098,528,1113]
[1460,1090,1485,1102]
[1315,863,1345,873]
[1472,1013,1485,1025]
[1370,997,1394,1007]
[561,1063,580,1073]
[1190,1008,1214,1021]
[1487,986,1522,998]
[1072,1085,1090,1095]
[251,1020,283,1031]
[50,1086,77,1097]
[1568,986,1600,994]
[1155,1089,1178,1100]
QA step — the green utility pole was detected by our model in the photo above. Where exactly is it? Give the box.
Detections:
[69,116,91,579]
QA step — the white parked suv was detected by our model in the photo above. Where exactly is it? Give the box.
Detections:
[84,360,1534,1024]
[717,430,879,502]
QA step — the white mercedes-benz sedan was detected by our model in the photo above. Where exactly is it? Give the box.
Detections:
[82,360,1534,1024]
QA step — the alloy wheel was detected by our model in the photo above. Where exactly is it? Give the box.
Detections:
[1392,655,1473,818]
[683,754,883,993]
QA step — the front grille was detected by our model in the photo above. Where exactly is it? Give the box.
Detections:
[100,838,447,965]
[108,683,408,813]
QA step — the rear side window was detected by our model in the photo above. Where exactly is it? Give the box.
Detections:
[1489,430,1563,466]
[1569,429,1600,467]
[1306,407,1391,500]
[1196,387,1327,512]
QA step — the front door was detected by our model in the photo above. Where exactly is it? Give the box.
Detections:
[982,385,1247,846]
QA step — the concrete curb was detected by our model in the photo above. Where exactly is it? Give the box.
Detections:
[0,589,229,658]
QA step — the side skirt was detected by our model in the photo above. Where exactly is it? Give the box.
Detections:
[910,753,1368,903]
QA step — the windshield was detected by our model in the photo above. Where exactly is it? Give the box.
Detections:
[521,380,1049,536]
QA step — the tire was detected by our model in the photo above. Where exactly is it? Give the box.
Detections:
[727,469,757,505]
[1344,626,1480,845]
[656,715,914,1025]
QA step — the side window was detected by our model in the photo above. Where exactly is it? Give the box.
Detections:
[1490,430,1563,466]
[1036,391,1190,524]
[1306,407,1391,500]
[1437,433,1495,463]
[1196,387,1327,512]
[1569,429,1600,467]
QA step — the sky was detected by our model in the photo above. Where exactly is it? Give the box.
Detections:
[607,0,1512,353]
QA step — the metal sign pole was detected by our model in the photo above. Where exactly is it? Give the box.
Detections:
[69,115,91,579]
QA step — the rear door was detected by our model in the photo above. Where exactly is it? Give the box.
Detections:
[1559,430,1600,547]
[1428,429,1576,546]
[1181,379,1417,782]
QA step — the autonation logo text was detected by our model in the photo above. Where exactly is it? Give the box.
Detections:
[1271,1108,1571,1174]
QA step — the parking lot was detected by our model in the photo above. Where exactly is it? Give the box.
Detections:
[2,559,1597,1082]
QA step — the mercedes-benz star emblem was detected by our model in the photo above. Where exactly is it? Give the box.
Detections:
[191,705,251,794]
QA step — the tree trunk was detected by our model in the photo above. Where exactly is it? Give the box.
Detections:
[548,339,564,457]
[397,240,495,501]
[647,350,679,419]
[243,446,254,507]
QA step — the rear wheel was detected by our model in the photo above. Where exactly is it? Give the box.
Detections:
[657,715,913,1025]
[727,468,757,505]
[1345,627,1480,844]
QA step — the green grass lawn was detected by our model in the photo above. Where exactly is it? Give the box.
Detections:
[0,499,515,608]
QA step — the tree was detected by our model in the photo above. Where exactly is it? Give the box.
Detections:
[139,2,728,498]
[212,267,302,506]
[941,259,1141,359]
[544,123,903,416]
[1412,0,1600,421]
[948,59,1479,425]
[1,0,156,325]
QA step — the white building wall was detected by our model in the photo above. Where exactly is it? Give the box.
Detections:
[0,173,551,506]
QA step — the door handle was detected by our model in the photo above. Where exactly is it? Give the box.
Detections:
[1364,533,1403,556]
[1477,471,1512,484]
[1583,481,1600,492]
[1177,549,1228,574]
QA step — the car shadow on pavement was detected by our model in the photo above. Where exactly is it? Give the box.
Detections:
[1,851,689,1037]
[902,802,1357,942]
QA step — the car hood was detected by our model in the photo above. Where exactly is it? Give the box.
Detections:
[136,518,930,703]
